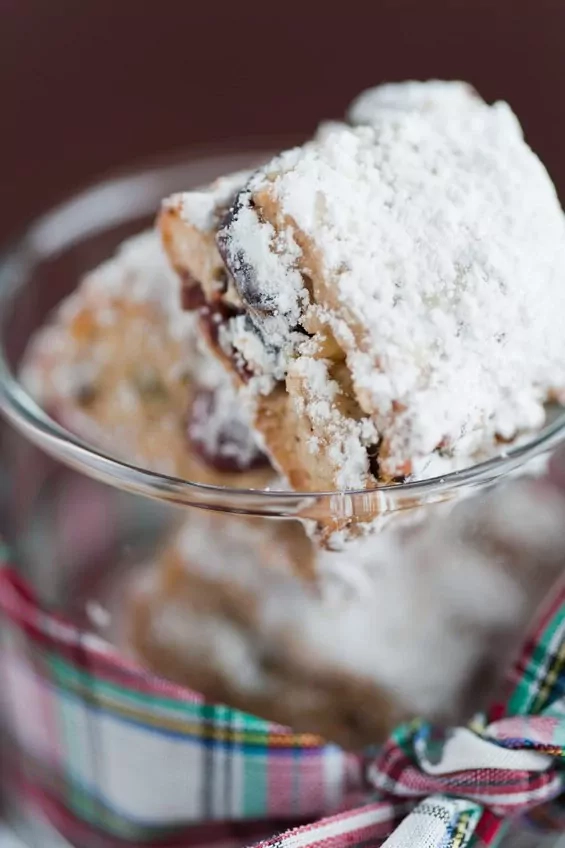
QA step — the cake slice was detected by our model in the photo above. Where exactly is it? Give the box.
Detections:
[126,472,565,749]
[159,158,382,493]
[22,229,272,487]
[160,83,565,498]
[347,79,482,125]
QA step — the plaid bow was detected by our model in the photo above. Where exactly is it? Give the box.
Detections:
[1,562,565,848]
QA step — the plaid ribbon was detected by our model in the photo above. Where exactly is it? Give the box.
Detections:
[2,564,565,848]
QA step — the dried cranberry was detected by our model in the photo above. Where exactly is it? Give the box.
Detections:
[198,302,253,383]
[367,443,381,481]
[217,193,277,314]
[179,270,206,311]
[367,442,407,485]
[186,387,269,474]
[75,383,98,407]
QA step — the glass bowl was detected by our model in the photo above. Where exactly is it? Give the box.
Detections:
[0,152,564,848]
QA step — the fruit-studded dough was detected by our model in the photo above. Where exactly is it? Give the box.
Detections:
[161,82,565,492]
[22,230,272,487]
[126,474,565,749]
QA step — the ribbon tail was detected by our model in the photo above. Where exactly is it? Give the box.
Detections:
[380,795,503,848]
[248,799,414,848]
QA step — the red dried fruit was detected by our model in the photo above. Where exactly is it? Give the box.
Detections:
[186,386,269,474]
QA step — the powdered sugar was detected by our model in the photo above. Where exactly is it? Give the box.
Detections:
[292,475,565,723]
[218,312,303,394]
[187,376,266,472]
[288,356,378,490]
[218,191,307,324]
[175,513,260,577]
[22,229,201,404]
[173,512,306,580]
[347,79,482,126]
[81,229,197,343]
[168,171,252,232]
[138,473,565,739]
[219,90,565,479]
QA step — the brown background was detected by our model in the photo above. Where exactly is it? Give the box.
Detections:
[1,0,565,245]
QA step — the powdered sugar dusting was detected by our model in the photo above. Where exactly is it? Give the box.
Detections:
[168,171,252,232]
[307,476,565,722]
[137,474,565,738]
[288,356,378,490]
[21,229,202,404]
[220,88,565,479]
[175,513,263,577]
[218,188,307,324]
[82,229,195,341]
[347,79,482,126]
[187,376,266,472]
[173,512,304,579]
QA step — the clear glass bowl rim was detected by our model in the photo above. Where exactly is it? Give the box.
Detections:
[1,148,565,518]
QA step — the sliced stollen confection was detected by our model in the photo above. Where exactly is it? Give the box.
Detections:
[126,510,318,707]
[126,472,565,749]
[22,229,272,487]
[159,144,385,493]
[161,83,565,503]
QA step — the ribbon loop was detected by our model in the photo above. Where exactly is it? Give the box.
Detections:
[368,721,564,818]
